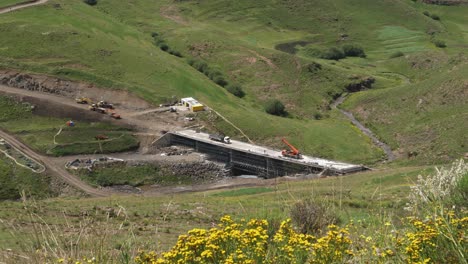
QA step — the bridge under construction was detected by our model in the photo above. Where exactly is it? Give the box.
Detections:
[154,130,367,178]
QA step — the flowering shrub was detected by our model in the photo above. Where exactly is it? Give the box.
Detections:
[405,159,468,212]
[135,212,467,264]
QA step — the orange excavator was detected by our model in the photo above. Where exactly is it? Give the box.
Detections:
[281,138,303,159]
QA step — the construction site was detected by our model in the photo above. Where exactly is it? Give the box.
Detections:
[0,70,367,197]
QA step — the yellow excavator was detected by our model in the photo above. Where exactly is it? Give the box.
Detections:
[76,97,92,104]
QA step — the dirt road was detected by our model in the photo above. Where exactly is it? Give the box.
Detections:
[0,129,110,197]
[0,84,181,134]
[0,0,48,14]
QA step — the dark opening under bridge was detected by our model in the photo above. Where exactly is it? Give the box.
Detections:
[154,130,368,178]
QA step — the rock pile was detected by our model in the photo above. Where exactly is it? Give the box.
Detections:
[0,70,80,97]
[162,161,228,182]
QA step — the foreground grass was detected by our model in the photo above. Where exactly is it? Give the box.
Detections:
[0,166,431,258]
[1,160,466,263]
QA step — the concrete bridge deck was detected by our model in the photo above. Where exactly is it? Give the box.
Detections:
[156,130,367,177]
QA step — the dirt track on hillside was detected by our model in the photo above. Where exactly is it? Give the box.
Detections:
[0,129,110,197]
[0,0,48,14]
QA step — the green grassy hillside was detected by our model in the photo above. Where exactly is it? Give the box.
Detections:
[0,0,466,164]
[0,156,53,200]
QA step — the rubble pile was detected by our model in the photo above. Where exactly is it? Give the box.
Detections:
[66,157,125,171]
[162,161,229,182]
[0,71,80,97]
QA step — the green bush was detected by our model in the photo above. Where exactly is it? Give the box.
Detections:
[452,171,468,207]
[168,50,182,57]
[226,84,245,98]
[158,43,169,51]
[212,75,228,87]
[430,14,440,20]
[320,47,345,60]
[313,112,323,120]
[290,198,339,234]
[265,99,286,116]
[208,70,223,80]
[193,60,208,73]
[433,39,446,48]
[187,58,196,66]
[342,44,366,58]
[423,11,430,17]
[389,51,405,58]
[83,0,97,5]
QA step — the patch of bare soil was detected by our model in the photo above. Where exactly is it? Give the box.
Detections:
[0,70,152,111]
[247,49,278,69]
[0,0,48,14]
[160,5,189,25]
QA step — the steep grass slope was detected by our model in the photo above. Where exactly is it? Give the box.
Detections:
[0,0,465,163]
[94,0,468,164]
[0,0,385,163]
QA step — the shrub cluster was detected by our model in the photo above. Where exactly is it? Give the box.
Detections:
[265,99,286,116]
[290,198,338,234]
[423,10,441,20]
[308,44,366,60]
[432,39,447,48]
[151,32,182,57]
[136,212,467,264]
[83,0,97,5]
[187,58,245,98]
[389,51,405,58]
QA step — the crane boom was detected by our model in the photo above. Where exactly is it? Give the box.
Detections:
[282,138,299,154]
[281,138,303,159]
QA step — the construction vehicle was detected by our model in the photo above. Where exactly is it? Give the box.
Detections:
[209,134,231,144]
[76,97,92,104]
[89,104,107,114]
[281,138,303,159]
[97,101,114,109]
[95,134,109,140]
[110,112,121,119]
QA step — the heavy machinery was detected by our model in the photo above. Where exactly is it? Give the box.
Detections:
[89,104,107,114]
[97,101,114,109]
[209,134,231,144]
[76,97,92,104]
[95,134,109,140]
[281,138,303,159]
[110,112,121,119]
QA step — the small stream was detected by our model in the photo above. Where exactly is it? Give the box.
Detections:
[332,95,395,162]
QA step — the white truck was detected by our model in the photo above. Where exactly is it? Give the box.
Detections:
[209,134,231,144]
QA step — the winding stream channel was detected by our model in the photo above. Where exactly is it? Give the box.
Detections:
[332,95,396,162]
